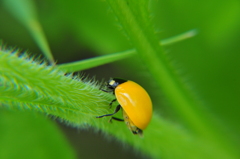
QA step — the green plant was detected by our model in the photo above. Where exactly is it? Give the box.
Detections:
[1,0,239,159]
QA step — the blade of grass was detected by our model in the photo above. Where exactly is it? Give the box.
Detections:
[57,30,197,73]
[3,0,55,64]
[160,29,198,46]
[57,49,135,72]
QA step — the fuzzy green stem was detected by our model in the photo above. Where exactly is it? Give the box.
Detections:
[0,49,237,159]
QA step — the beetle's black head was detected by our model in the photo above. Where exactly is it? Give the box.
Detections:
[107,78,127,90]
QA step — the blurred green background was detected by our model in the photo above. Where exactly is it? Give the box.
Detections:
[0,0,240,158]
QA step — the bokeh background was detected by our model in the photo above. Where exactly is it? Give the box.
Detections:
[0,0,240,158]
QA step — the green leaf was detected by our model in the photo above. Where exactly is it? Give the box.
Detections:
[57,49,135,72]
[0,110,76,159]
[57,30,197,73]
[160,29,198,46]
[2,0,55,64]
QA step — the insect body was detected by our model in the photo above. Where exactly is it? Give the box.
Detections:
[97,78,152,136]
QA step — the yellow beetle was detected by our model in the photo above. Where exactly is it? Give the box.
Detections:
[97,78,152,136]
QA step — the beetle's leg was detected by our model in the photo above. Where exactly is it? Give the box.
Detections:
[99,82,112,92]
[109,117,124,123]
[101,89,112,93]
[109,99,117,108]
[132,128,143,137]
[96,105,121,118]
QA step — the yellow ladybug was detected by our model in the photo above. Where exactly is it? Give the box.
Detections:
[97,78,152,136]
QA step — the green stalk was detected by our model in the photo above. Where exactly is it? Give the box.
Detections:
[106,0,204,137]
[106,0,237,157]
